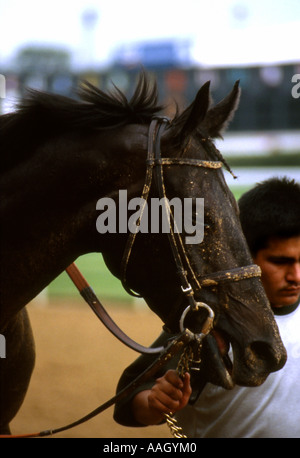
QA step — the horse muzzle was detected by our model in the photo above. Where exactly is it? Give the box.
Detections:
[200,325,287,389]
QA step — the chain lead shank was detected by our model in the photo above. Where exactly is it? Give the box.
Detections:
[164,302,215,438]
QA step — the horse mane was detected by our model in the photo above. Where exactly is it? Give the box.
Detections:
[0,73,164,171]
[0,72,230,172]
[4,72,163,130]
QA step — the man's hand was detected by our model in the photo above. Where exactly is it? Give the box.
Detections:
[148,369,192,414]
[132,369,192,425]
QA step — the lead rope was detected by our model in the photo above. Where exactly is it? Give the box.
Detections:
[164,303,214,438]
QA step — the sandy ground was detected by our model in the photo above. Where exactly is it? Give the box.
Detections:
[10,298,172,438]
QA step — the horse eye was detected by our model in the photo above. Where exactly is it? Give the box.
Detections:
[191,215,210,229]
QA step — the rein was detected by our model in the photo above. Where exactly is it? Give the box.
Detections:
[65,263,165,355]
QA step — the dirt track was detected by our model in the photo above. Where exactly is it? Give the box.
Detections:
[10,299,171,438]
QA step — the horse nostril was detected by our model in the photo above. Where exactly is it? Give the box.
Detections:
[250,341,270,360]
[231,339,287,387]
[249,341,287,371]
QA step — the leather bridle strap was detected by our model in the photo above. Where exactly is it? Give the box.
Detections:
[65,263,164,355]
[151,119,199,311]
[198,264,262,287]
[119,118,160,297]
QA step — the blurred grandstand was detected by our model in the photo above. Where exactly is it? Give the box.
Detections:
[1,41,299,155]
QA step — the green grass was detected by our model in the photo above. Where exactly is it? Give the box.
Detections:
[227,153,300,167]
[48,253,129,301]
[230,185,251,200]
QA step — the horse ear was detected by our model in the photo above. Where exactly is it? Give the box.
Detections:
[184,81,211,135]
[171,81,211,141]
[204,80,241,139]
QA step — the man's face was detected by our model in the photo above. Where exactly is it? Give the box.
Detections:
[253,236,300,308]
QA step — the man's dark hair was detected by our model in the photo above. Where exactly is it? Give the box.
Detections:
[238,176,300,255]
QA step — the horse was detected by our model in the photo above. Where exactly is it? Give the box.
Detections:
[0,73,286,435]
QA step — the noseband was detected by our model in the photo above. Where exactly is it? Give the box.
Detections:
[121,117,261,327]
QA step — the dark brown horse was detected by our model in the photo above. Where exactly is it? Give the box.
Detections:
[0,73,286,435]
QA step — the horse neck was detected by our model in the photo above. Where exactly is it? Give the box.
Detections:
[6,123,148,239]
[0,124,148,319]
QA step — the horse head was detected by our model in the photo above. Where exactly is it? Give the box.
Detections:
[102,79,286,389]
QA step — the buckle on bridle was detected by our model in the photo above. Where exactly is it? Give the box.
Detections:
[181,283,193,294]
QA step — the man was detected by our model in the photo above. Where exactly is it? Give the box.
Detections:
[113,177,300,438]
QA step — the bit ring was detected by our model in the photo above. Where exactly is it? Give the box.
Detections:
[179,302,214,336]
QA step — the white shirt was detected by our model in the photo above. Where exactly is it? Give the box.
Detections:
[175,304,300,438]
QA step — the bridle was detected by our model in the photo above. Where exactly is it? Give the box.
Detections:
[2,117,262,438]
[121,116,225,307]
[121,117,261,329]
